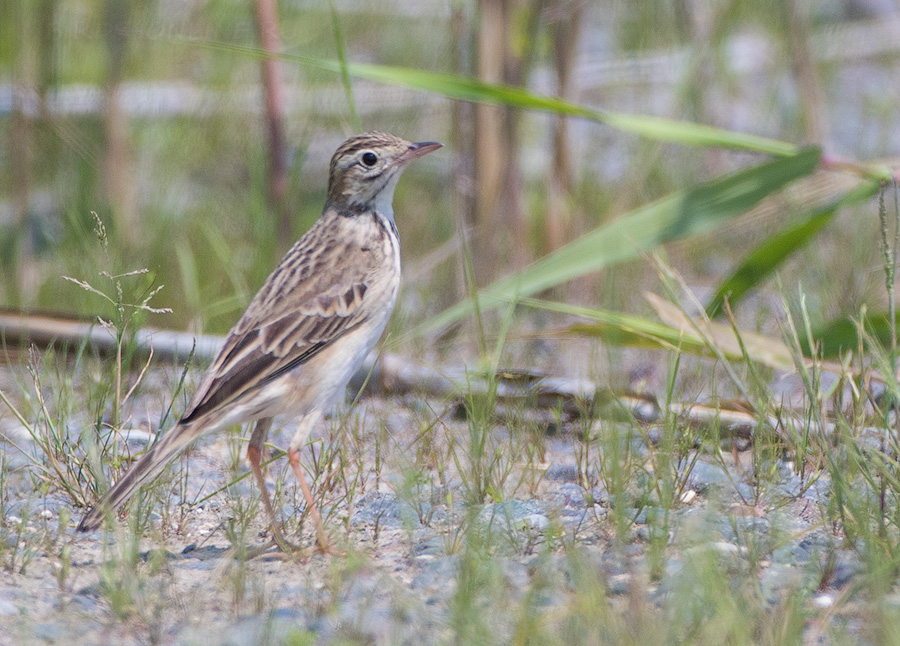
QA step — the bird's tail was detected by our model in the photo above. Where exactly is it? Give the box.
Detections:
[77,421,203,532]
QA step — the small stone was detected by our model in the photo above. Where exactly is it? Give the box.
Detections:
[801,477,831,502]
[771,536,814,566]
[687,461,731,493]
[33,622,65,642]
[711,541,742,556]
[69,595,98,613]
[39,509,53,520]
[778,475,804,498]
[590,487,609,504]
[545,464,579,482]
[719,437,752,452]
[502,561,530,591]
[665,557,683,579]
[411,556,459,595]
[607,573,632,595]
[561,509,590,528]
[186,559,216,571]
[121,428,156,447]
[351,491,422,530]
[813,594,834,608]
[520,514,550,531]
[734,482,756,502]
[415,536,445,558]
[679,490,697,505]
[626,507,662,525]
[0,599,18,616]
[686,541,743,558]
[635,507,649,524]
[829,555,864,589]
[553,483,588,509]
[4,497,73,518]
[480,500,544,527]
[760,563,796,603]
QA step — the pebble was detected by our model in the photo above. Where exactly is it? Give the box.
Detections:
[685,541,744,558]
[415,536,446,558]
[479,500,544,528]
[626,507,664,525]
[502,560,530,591]
[759,563,797,604]
[6,495,74,522]
[68,595,99,613]
[813,594,834,608]
[828,555,864,589]
[121,428,156,447]
[687,461,732,493]
[600,547,637,576]
[709,541,742,556]
[544,463,579,482]
[590,486,610,504]
[561,509,590,529]
[552,483,589,509]
[0,599,18,616]
[734,482,756,501]
[32,622,65,642]
[801,476,831,501]
[519,514,551,531]
[410,556,459,595]
[778,475,804,498]
[185,558,217,571]
[351,490,423,530]
[607,573,632,595]
[184,615,296,646]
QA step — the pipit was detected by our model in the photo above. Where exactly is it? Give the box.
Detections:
[77,131,442,551]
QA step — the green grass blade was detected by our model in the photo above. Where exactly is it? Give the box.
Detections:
[520,296,799,370]
[344,62,798,154]
[706,180,881,317]
[409,148,822,339]
[806,312,900,357]
[187,40,799,156]
[518,297,717,357]
[327,0,361,132]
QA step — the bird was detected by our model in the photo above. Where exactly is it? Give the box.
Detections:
[77,131,442,551]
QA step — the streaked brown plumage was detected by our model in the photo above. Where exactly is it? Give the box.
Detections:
[77,132,442,548]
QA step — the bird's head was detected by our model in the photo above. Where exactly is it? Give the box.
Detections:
[327,131,442,214]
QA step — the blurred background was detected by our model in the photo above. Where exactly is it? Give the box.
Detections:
[2,0,899,367]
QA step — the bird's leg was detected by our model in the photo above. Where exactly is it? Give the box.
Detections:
[247,418,297,554]
[287,447,334,554]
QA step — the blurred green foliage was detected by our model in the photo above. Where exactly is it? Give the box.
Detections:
[1,0,898,354]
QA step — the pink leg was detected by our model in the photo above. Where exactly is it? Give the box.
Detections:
[247,418,295,552]
[287,447,333,554]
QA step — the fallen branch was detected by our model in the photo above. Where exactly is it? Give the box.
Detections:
[0,309,890,448]
[0,309,221,362]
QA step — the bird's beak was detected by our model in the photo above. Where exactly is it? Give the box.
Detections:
[398,141,443,164]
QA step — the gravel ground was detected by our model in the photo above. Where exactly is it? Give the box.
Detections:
[0,362,876,645]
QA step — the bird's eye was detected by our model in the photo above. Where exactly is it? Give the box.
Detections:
[361,152,378,167]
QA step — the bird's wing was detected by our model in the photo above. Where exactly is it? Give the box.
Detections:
[181,218,386,424]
